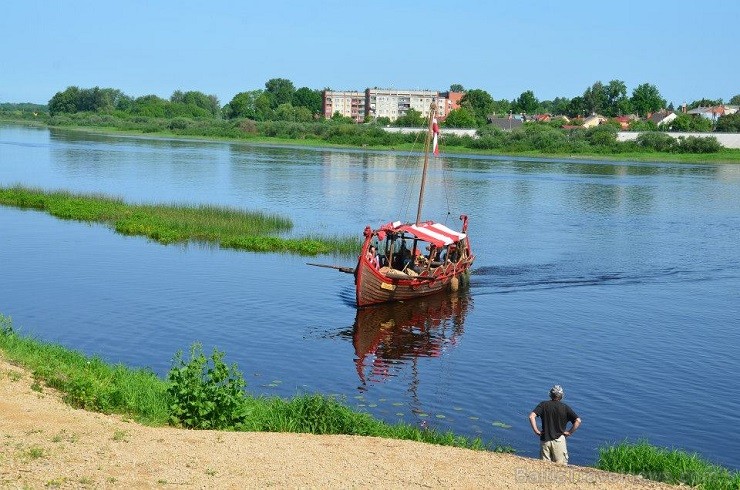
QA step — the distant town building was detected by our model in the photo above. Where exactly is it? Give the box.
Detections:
[439,91,464,118]
[366,88,441,121]
[582,115,608,128]
[322,89,465,123]
[648,111,677,126]
[488,116,523,131]
[323,91,366,123]
[687,105,738,122]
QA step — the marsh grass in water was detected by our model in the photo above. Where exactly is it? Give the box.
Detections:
[0,314,508,453]
[596,440,740,490]
[0,185,360,256]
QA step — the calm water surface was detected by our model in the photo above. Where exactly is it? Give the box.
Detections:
[1,124,739,469]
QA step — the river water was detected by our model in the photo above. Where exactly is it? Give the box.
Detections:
[1,124,738,469]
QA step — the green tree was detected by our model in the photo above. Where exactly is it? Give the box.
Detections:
[460,89,494,125]
[442,107,477,128]
[666,113,712,132]
[130,94,169,118]
[223,90,263,119]
[273,103,314,122]
[292,87,322,115]
[715,112,740,132]
[566,96,587,118]
[171,90,220,117]
[49,86,82,115]
[630,83,666,117]
[449,83,465,92]
[605,80,629,116]
[275,103,297,121]
[729,94,740,105]
[583,81,608,115]
[687,98,722,109]
[667,113,692,132]
[549,97,571,116]
[512,90,539,115]
[491,98,512,117]
[264,78,296,108]
[331,111,355,124]
[48,86,129,115]
[254,92,274,120]
[394,108,424,127]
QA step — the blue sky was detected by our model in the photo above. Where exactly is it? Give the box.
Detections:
[1,0,738,107]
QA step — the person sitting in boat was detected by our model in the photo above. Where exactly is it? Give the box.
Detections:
[400,247,413,271]
[415,253,429,270]
[444,244,460,263]
[374,232,389,267]
[426,244,441,266]
[366,245,380,269]
[393,239,408,270]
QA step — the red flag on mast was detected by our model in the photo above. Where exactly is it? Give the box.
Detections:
[432,118,439,156]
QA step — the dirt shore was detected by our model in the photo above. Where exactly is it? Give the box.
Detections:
[0,358,677,489]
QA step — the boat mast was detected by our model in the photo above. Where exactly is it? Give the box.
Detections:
[415,102,437,225]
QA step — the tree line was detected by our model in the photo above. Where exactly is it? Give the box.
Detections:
[1,78,738,133]
[40,78,739,125]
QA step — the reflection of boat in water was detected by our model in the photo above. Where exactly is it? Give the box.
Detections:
[353,293,471,385]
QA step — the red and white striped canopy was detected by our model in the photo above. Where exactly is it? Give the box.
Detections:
[396,221,466,248]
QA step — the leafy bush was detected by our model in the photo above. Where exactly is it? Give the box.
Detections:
[674,136,722,153]
[636,132,676,152]
[239,119,258,134]
[629,120,658,132]
[167,343,249,430]
[586,124,619,147]
[168,117,191,130]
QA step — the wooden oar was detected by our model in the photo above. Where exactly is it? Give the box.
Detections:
[306,263,355,274]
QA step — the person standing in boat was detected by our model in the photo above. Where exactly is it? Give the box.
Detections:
[528,385,581,465]
[366,245,380,269]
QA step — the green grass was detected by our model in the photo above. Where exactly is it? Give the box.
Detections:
[438,145,740,164]
[5,314,740,484]
[596,440,740,489]
[0,314,510,453]
[0,185,360,256]
[0,315,170,425]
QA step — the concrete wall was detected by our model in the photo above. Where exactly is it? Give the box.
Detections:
[618,132,740,149]
[381,128,740,148]
[381,127,477,137]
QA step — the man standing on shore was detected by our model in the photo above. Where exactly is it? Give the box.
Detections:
[528,385,581,464]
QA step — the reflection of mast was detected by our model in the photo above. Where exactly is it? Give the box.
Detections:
[408,356,421,416]
[351,293,471,386]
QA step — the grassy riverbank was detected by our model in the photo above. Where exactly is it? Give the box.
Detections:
[53,122,740,164]
[4,114,740,164]
[597,440,740,489]
[0,185,359,256]
[0,314,503,451]
[2,313,738,487]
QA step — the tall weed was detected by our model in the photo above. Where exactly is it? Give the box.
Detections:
[167,343,249,430]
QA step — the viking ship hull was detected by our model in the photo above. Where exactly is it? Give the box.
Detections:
[355,218,474,307]
[355,258,472,307]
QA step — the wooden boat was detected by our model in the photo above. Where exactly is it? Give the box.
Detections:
[355,102,474,307]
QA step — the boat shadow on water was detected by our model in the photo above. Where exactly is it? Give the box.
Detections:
[351,293,472,386]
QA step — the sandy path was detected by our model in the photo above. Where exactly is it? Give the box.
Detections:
[0,358,676,489]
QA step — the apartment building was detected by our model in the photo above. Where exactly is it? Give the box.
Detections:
[322,91,366,123]
[323,88,465,123]
[366,89,442,121]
